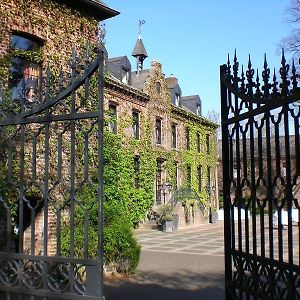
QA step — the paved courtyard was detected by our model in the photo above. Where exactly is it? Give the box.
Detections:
[104,221,225,300]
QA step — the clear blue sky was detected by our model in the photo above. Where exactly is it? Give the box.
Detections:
[104,0,293,117]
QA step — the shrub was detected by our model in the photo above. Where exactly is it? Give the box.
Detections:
[104,202,140,274]
[61,130,141,274]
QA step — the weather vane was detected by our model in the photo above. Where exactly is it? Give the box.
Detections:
[138,20,145,35]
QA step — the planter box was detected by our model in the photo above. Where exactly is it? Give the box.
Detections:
[162,221,173,232]
[210,212,218,224]
[172,215,179,231]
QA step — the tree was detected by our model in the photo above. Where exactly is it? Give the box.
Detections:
[281,0,300,58]
[207,109,221,139]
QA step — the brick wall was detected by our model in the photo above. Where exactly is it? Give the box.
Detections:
[0,0,101,255]
[105,59,218,224]
[23,208,57,256]
[0,0,100,77]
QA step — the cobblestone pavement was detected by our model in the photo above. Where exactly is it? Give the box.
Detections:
[135,222,224,257]
[104,221,225,300]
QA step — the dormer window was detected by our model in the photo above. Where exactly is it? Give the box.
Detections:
[175,93,180,106]
[196,104,201,116]
[9,33,43,100]
[121,67,129,84]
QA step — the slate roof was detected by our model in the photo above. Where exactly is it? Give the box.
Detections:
[132,38,148,58]
[131,69,150,91]
[58,0,119,20]
[105,76,149,103]
[166,76,182,106]
[107,56,131,83]
[181,95,202,116]
[166,77,179,89]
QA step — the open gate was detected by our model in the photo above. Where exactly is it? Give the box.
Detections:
[0,46,105,299]
[220,52,300,299]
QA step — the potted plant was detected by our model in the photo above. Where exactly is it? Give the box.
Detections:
[157,204,175,232]
[209,207,219,224]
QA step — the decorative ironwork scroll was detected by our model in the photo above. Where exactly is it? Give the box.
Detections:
[0,45,105,299]
[221,51,300,299]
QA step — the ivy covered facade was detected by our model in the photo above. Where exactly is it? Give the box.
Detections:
[105,41,218,227]
[0,0,218,275]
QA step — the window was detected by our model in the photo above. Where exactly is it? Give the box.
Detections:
[206,134,210,153]
[196,104,201,116]
[198,165,202,192]
[156,159,163,204]
[207,167,211,186]
[156,82,161,94]
[233,164,238,179]
[197,133,201,152]
[175,93,180,106]
[9,33,42,100]
[281,162,287,177]
[121,67,129,84]
[132,111,139,139]
[108,104,117,133]
[171,124,177,148]
[134,156,140,188]
[174,162,179,189]
[156,118,162,144]
[186,128,190,150]
[187,165,191,189]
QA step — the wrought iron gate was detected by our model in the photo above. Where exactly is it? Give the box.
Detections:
[0,46,105,299]
[221,52,300,299]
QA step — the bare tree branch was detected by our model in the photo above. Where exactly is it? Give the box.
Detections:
[281,0,300,58]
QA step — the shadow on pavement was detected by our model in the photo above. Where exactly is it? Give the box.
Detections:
[104,270,224,300]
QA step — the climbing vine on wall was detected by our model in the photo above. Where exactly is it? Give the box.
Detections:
[0,0,101,81]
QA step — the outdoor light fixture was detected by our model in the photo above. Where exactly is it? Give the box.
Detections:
[160,182,173,204]
[206,184,215,224]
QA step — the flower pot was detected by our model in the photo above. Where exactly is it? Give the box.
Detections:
[172,215,179,231]
[162,220,173,232]
[210,212,218,224]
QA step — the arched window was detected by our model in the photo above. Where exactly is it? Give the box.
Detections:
[9,33,43,100]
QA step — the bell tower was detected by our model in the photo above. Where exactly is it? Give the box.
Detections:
[132,20,148,74]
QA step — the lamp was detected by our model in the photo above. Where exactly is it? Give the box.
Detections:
[206,184,214,223]
[160,182,172,204]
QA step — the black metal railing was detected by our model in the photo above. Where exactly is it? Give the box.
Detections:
[221,51,300,299]
[0,46,106,300]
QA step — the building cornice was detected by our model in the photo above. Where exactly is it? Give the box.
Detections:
[57,0,119,20]
[104,76,150,104]
[171,105,218,129]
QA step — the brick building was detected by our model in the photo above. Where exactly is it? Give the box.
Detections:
[0,0,218,259]
[0,0,118,255]
[105,34,218,227]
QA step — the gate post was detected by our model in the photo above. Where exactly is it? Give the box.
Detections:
[97,44,106,300]
[220,64,232,300]
[86,265,102,297]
